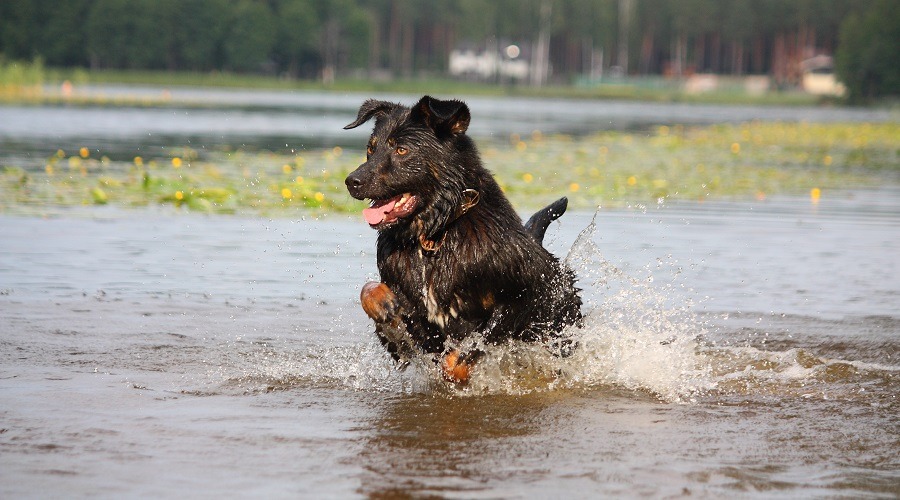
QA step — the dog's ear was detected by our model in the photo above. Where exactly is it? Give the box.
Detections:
[412,95,470,135]
[344,99,397,130]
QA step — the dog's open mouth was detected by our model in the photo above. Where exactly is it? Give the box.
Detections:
[363,193,418,228]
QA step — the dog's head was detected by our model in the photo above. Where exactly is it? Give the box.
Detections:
[344,96,475,235]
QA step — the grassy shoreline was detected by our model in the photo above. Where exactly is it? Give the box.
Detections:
[73,69,826,106]
[0,60,838,107]
[2,122,896,218]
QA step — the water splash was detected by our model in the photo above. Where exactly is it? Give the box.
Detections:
[202,213,715,401]
[211,337,437,395]
[448,215,715,401]
[556,214,714,402]
[206,213,896,405]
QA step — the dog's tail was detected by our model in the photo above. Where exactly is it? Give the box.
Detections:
[524,197,568,245]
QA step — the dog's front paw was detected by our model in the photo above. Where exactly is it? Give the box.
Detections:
[360,282,400,323]
[440,350,479,385]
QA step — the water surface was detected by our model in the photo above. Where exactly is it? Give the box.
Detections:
[1,190,898,497]
[1,85,895,165]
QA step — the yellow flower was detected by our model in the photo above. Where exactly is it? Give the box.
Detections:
[175,191,184,201]
[56,149,65,158]
[810,187,821,204]
[516,141,527,152]
[134,156,143,166]
[730,142,741,154]
[295,176,304,184]
[569,182,580,192]
[314,192,325,202]
[627,175,637,186]
[45,165,54,175]
[522,173,534,183]
[172,157,183,168]
[282,164,292,174]
[79,147,90,158]
[332,146,343,157]
[281,188,293,199]
[90,187,108,204]
[823,155,833,166]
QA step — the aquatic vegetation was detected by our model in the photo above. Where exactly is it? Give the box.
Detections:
[1,122,896,216]
[487,121,898,209]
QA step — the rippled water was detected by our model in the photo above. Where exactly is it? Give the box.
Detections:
[1,189,898,497]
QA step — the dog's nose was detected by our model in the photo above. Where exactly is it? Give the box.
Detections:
[345,172,364,190]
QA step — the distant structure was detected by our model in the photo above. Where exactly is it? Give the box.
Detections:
[448,45,530,82]
[800,55,846,96]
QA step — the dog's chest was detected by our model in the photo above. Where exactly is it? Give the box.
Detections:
[379,227,502,333]
[383,247,464,330]
[416,250,460,329]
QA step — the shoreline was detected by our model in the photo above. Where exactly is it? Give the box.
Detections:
[1,66,850,108]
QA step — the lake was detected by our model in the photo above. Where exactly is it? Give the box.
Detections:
[0,89,898,497]
[1,84,896,165]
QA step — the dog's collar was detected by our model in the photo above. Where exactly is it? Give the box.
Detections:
[420,189,479,253]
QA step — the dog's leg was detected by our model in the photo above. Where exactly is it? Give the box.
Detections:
[360,282,401,324]
[360,282,418,368]
[440,349,483,384]
[440,304,513,384]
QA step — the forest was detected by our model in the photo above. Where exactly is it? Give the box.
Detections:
[0,0,897,99]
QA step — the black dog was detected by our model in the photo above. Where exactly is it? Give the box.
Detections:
[344,96,582,383]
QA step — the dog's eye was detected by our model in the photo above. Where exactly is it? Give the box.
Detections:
[395,146,408,156]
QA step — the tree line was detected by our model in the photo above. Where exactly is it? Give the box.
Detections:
[0,0,896,99]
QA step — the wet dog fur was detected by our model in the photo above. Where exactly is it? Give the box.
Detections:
[344,96,582,383]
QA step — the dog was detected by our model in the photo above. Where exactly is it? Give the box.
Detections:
[344,95,582,383]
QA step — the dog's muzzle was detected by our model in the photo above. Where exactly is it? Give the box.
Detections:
[345,170,367,200]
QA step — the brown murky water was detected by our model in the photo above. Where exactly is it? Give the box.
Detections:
[1,190,898,497]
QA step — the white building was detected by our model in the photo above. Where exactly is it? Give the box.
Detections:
[448,46,530,82]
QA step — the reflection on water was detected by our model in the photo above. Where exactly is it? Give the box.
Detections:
[357,393,557,497]
[1,190,898,497]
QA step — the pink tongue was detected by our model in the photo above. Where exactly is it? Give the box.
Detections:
[362,196,399,225]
